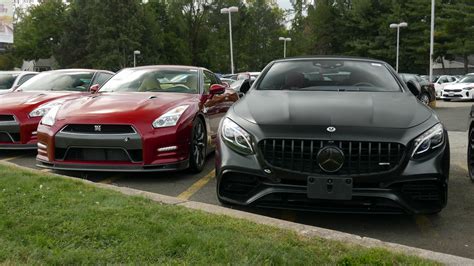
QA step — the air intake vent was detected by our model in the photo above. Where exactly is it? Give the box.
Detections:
[0,115,15,122]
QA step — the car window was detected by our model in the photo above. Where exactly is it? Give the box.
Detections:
[93,72,113,87]
[18,71,95,92]
[459,76,474,83]
[203,70,219,94]
[17,74,36,86]
[0,74,18,90]
[258,60,402,92]
[100,68,199,94]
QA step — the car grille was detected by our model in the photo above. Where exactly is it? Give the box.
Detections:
[444,89,461,92]
[259,139,406,176]
[0,115,15,122]
[61,124,136,134]
[55,147,143,162]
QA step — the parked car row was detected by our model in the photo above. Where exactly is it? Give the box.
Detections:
[0,57,449,215]
[440,74,474,101]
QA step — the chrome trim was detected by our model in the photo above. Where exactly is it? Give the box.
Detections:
[59,125,138,135]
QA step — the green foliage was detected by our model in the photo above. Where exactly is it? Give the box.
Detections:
[437,0,474,72]
[0,163,436,264]
[9,0,474,74]
[13,0,66,61]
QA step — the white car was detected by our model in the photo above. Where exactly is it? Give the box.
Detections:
[441,75,474,101]
[0,71,37,95]
[434,75,458,98]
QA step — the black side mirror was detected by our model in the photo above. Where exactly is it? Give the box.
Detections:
[406,80,421,97]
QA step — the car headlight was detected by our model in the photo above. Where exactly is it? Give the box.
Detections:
[412,123,445,158]
[29,101,64,118]
[40,105,61,126]
[221,118,254,155]
[463,87,474,90]
[152,105,189,128]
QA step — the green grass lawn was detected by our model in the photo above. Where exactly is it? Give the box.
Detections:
[0,164,436,265]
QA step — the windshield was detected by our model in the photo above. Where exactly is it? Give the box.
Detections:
[458,76,474,83]
[19,71,94,92]
[100,68,199,94]
[0,74,18,90]
[257,60,402,92]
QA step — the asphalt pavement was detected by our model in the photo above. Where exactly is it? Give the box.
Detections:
[1,100,473,259]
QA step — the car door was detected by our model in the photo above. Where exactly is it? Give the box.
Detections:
[202,70,227,141]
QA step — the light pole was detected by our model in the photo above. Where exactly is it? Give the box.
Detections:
[278,37,292,58]
[429,0,435,82]
[221,6,239,74]
[389,22,408,72]
[133,50,141,67]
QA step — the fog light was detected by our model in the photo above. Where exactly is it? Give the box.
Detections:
[158,146,177,152]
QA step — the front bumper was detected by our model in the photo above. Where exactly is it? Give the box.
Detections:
[216,134,449,215]
[36,123,192,172]
[36,159,189,172]
[441,90,474,100]
[0,115,40,150]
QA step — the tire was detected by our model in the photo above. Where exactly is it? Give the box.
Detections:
[419,92,430,105]
[468,127,474,182]
[188,118,207,173]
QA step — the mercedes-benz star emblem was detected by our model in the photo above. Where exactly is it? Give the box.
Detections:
[317,146,345,173]
[327,127,336,133]
[94,125,102,132]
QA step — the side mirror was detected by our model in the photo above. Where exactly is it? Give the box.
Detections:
[406,80,421,97]
[209,84,226,95]
[89,84,100,94]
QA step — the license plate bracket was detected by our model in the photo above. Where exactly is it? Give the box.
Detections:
[307,176,353,200]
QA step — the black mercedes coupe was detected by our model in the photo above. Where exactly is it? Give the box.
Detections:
[216,56,449,214]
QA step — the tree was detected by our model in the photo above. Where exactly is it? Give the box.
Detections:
[14,0,66,61]
[437,0,474,73]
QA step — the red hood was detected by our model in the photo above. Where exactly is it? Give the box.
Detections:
[0,91,86,114]
[56,92,200,124]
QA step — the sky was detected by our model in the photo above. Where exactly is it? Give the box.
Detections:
[277,0,292,9]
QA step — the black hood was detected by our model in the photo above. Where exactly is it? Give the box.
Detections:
[234,90,432,129]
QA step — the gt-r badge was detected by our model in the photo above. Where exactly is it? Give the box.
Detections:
[327,127,336,133]
[94,125,102,132]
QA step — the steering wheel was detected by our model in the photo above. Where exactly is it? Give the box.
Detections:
[353,82,375,87]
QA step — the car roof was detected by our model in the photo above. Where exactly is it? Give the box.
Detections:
[41,69,114,74]
[274,55,387,64]
[0,71,37,74]
[123,65,210,72]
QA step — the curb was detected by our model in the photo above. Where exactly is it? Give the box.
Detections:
[2,160,473,265]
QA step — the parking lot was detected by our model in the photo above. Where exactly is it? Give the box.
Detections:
[1,100,473,259]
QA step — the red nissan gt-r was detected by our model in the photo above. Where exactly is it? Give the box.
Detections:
[0,69,114,150]
[36,65,238,173]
